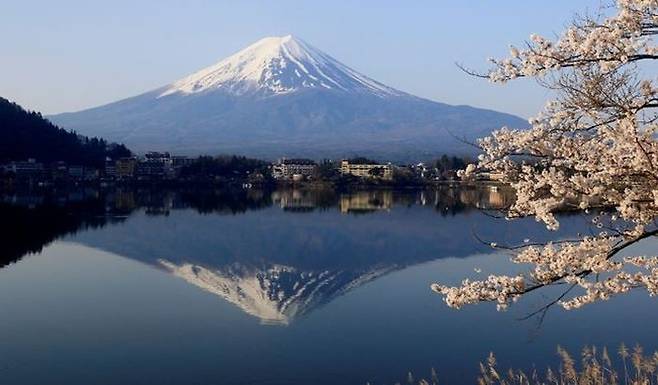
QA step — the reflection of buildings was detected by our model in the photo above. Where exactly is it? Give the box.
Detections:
[1,184,524,325]
[1,185,513,218]
[272,189,397,213]
[113,190,138,211]
[339,191,393,213]
[268,187,510,214]
[271,189,317,211]
[487,187,508,208]
[159,260,395,325]
[418,185,514,215]
[458,185,512,210]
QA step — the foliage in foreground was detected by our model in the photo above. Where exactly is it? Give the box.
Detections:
[433,0,658,311]
[375,344,658,385]
[478,344,658,385]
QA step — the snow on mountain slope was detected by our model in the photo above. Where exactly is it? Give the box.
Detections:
[159,260,395,325]
[159,35,403,98]
[48,35,528,160]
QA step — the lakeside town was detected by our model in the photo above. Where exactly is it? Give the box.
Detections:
[4,1,658,384]
[0,151,502,190]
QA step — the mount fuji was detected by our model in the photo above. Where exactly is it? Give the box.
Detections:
[49,35,526,160]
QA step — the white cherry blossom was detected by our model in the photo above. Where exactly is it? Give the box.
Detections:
[436,0,658,311]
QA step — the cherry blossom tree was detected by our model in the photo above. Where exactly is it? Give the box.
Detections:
[432,0,658,311]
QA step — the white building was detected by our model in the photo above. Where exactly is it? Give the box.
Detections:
[272,158,317,180]
[3,159,44,176]
[339,159,393,180]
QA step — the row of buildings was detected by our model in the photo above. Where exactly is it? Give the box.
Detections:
[2,155,397,183]
[2,154,499,185]
[1,159,100,181]
[0,152,195,183]
[271,158,318,180]
[105,152,193,180]
[271,158,394,181]
[269,158,500,182]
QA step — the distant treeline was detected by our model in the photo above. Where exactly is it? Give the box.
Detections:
[0,97,131,167]
[179,155,270,180]
[432,154,472,173]
[0,96,474,183]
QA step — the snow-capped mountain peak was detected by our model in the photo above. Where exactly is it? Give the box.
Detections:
[49,34,528,158]
[159,35,403,98]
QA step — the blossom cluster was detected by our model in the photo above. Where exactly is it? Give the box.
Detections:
[436,0,658,311]
[487,0,658,83]
[430,275,525,311]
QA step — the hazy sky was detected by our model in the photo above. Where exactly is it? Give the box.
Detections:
[2,0,603,118]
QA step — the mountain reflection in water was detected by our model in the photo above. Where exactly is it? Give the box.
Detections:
[0,186,581,324]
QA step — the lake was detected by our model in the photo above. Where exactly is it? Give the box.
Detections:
[1,186,656,385]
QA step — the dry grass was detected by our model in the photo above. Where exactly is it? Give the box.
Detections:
[478,344,658,385]
[376,344,658,385]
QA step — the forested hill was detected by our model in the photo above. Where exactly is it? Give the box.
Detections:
[0,97,131,167]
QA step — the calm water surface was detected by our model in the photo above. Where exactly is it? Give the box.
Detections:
[0,187,656,385]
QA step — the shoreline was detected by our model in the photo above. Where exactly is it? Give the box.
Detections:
[0,176,508,193]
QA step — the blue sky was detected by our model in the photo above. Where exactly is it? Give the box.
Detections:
[1,0,603,118]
